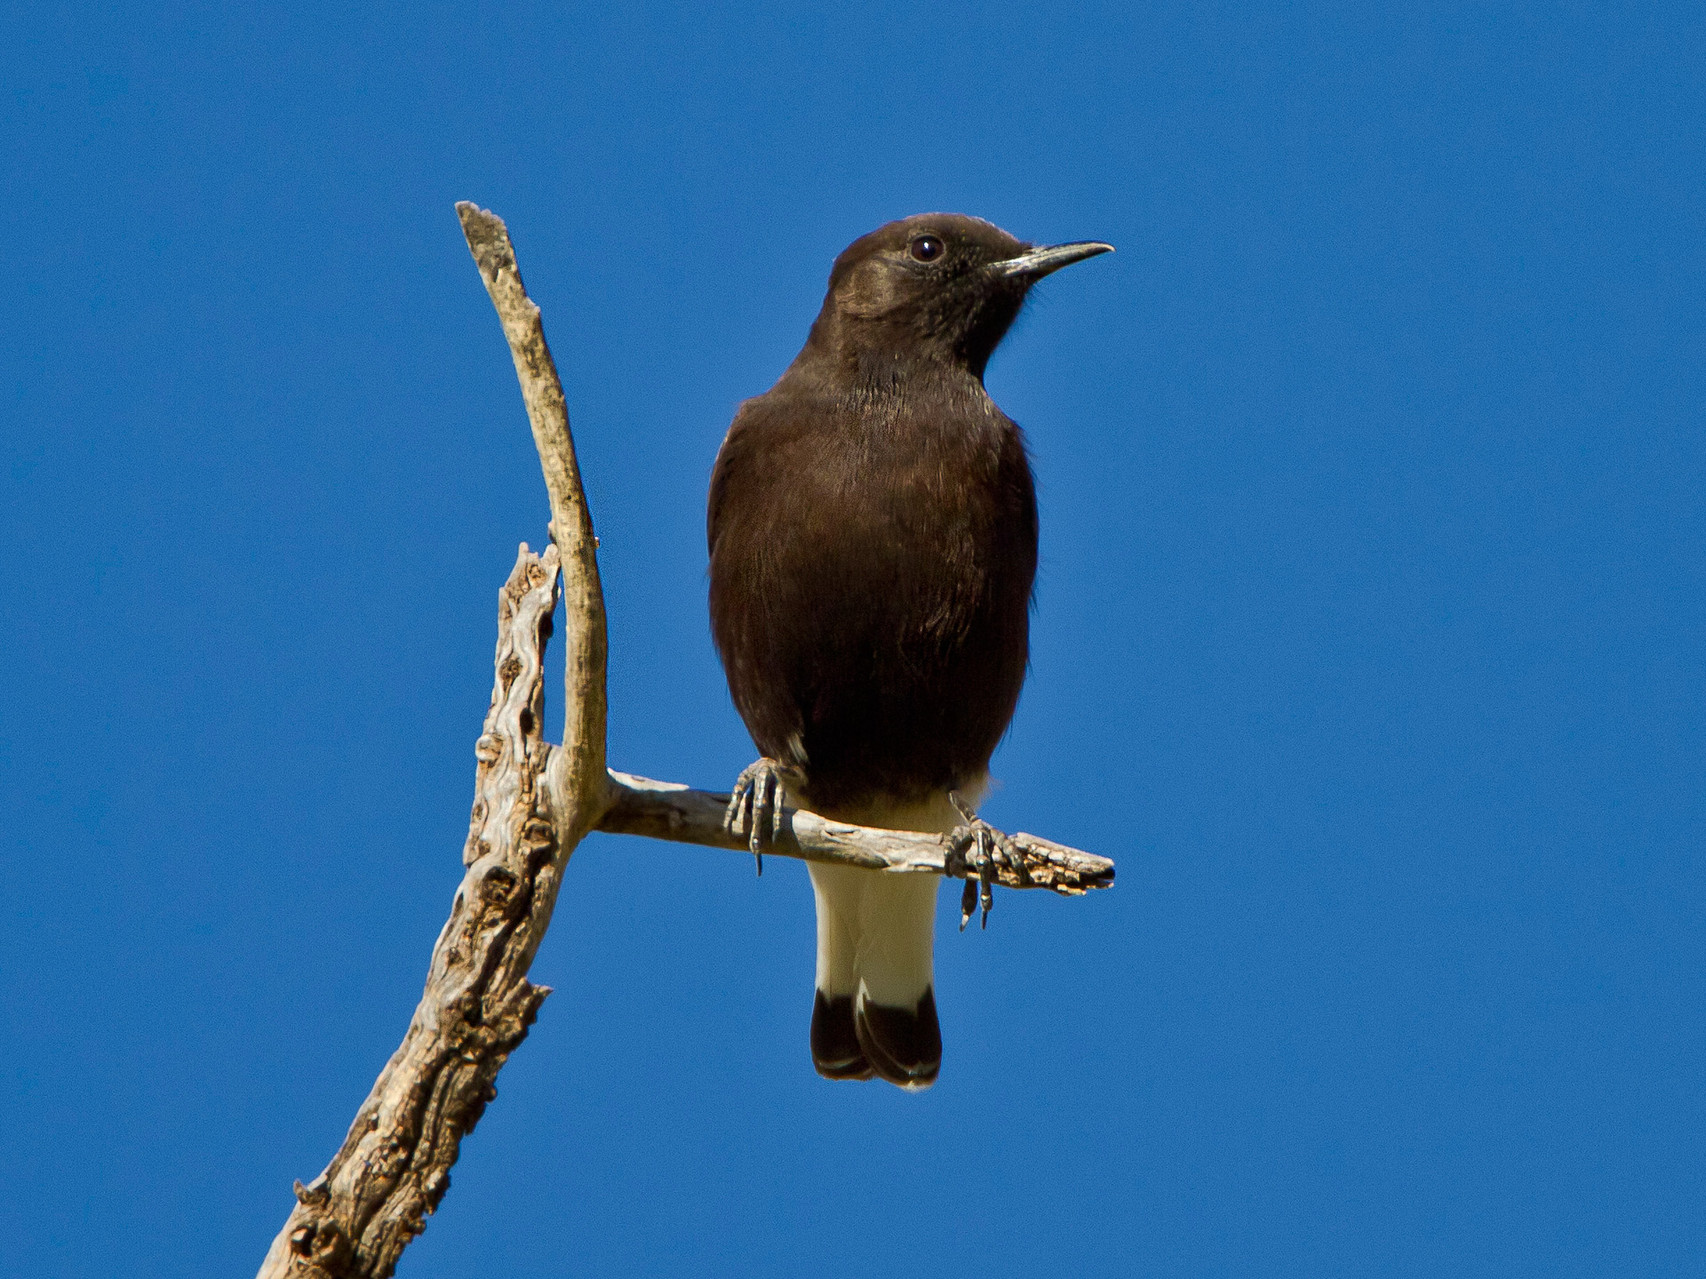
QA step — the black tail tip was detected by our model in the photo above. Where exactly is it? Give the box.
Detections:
[812,989,942,1089]
[856,988,942,1090]
[811,991,874,1080]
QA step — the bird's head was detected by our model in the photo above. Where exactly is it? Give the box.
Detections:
[813,213,1112,379]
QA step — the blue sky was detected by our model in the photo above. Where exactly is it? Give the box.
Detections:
[3,3,1702,1276]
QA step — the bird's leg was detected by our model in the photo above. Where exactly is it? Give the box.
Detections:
[724,758,796,876]
[946,791,1027,930]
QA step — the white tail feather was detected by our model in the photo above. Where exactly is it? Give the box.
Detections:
[802,784,983,1007]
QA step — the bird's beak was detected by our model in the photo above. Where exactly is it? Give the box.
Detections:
[991,240,1115,280]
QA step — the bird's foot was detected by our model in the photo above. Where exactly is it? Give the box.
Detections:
[724,758,798,876]
[946,792,1028,930]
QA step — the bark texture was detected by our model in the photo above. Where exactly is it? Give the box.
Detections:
[256,546,574,1279]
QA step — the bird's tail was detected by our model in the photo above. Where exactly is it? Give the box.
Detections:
[808,862,941,1087]
[804,789,971,1090]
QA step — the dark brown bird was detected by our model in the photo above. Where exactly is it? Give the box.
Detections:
[708,214,1111,1088]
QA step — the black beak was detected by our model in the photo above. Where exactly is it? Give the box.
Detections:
[991,240,1115,280]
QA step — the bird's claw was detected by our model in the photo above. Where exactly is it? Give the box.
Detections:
[724,758,793,875]
[946,791,1026,930]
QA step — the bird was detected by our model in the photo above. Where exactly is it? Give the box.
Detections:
[707,213,1111,1088]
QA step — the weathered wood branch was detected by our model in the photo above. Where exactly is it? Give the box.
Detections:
[256,546,572,1279]
[456,201,610,849]
[599,770,1114,894]
[257,203,1113,1279]
[258,207,619,1279]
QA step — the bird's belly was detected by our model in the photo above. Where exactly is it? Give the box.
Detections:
[711,404,1037,815]
[775,526,1029,812]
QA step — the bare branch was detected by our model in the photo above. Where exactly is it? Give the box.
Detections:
[455,201,610,844]
[600,770,1115,895]
[257,546,570,1279]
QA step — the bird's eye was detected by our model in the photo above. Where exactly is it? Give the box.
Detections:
[908,234,945,263]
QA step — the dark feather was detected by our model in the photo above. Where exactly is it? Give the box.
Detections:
[855,988,942,1089]
[810,992,873,1080]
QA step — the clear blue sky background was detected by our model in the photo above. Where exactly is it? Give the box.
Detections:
[3,3,1702,1276]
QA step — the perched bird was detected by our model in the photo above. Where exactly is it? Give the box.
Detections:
[708,214,1111,1088]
